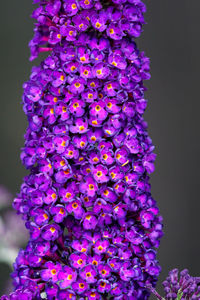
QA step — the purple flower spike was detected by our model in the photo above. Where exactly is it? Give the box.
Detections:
[3,1,163,299]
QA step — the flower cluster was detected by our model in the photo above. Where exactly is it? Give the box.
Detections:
[1,0,163,299]
[30,0,146,60]
[162,269,200,300]
[146,268,200,300]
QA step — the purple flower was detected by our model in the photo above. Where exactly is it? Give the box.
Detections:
[71,238,90,253]
[92,164,109,183]
[94,239,109,255]
[41,224,61,241]
[4,0,163,299]
[98,263,111,279]
[63,0,79,16]
[40,261,61,283]
[66,199,84,219]
[91,12,108,32]
[90,101,108,120]
[97,279,111,293]
[58,266,77,288]
[50,204,67,223]
[83,213,98,230]
[80,176,98,197]
[69,78,86,94]
[80,265,97,283]
[69,252,87,269]
[72,278,89,294]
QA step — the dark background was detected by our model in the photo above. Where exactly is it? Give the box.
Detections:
[0,0,200,297]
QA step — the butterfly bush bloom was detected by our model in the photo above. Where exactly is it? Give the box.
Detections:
[147,268,200,300]
[1,0,163,299]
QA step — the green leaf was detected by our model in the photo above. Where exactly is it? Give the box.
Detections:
[176,289,183,300]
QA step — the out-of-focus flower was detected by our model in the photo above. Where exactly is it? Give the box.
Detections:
[146,268,200,300]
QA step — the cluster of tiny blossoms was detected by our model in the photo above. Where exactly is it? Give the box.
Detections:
[1,0,163,299]
[162,269,200,300]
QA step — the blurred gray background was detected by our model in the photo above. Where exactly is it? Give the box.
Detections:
[0,0,200,297]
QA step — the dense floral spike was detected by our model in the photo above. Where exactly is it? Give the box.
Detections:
[1,0,163,299]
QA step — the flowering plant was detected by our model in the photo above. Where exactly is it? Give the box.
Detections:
[147,269,200,300]
[1,0,164,299]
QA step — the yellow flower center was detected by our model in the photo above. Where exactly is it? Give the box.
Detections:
[88,93,93,98]
[79,125,85,131]
[112,61,117,66]
[64,169,70,175]
[110,263,115,267]
[111,172,116,179]
[51,269,57,275]
[71,3,77,9]
[60,160,65,166]
[75,82,81,88]
[71,65,76,71]
[50,227,56,233]
[72,202,78,209]
[93,157,99,163]
[62,106,67,112]
[96,22,101,28]
[43,213,48,220]
[89,184,94,190]
[52,193,57,199]
[59,208,64,214]
[73,102,79,108]
[78,259,83,265]
[97,171,102,177]
[95,105,101,111]
[100,282,106,287]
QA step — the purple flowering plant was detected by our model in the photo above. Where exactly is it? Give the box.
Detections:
[0,0,166,299]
